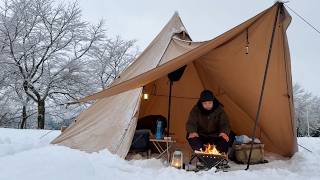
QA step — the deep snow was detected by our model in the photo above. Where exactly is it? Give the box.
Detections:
[0,128,319,180]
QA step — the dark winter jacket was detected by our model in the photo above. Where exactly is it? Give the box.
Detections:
[186,101,230,135]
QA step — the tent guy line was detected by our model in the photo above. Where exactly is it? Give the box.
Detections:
[284,4,320,35]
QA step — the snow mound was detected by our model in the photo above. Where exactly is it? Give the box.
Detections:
[0,128,319,180]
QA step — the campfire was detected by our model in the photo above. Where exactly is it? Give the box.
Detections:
[195,144,222,155]
[192,144,227,169]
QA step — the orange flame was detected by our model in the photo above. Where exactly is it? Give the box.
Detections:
[199,144,221,155]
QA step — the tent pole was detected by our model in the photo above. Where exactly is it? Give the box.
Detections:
[167,80,173,136]
[245,3,281,170]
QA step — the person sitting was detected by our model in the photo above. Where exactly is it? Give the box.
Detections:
[186,90,230,154]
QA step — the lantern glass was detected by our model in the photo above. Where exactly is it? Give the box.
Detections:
[171,150,183,169]
[143,93,149,100]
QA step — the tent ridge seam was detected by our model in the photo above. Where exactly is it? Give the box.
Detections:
[156,37,174,67]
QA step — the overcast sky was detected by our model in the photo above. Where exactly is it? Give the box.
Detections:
[75,0,320,96]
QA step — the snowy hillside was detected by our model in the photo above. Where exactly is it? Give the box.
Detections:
[0,128,319,180]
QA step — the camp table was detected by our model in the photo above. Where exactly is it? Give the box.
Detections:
[149,137,176,162]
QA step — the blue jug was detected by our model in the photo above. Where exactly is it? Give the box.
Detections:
[155,120,163,139]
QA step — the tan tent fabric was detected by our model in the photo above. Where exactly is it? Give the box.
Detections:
[52,3,297,158]
[52,88,142,158]
[111,12,193,87]
[192,5,296,155]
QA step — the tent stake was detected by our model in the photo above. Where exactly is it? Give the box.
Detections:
[245,3,281,170]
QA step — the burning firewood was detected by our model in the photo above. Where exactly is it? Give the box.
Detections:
[194,144,222,155]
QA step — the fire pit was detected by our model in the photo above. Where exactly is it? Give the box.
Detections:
[189,144,228,170]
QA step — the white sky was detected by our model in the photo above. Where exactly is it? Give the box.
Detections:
[75,0,320,96]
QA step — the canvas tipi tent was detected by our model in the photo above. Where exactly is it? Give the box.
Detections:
[52,2,297,158]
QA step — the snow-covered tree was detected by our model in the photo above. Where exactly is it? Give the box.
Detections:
[88,36,138,90]
[0,0,104,129]
[0,0,138,129]
[293,83,320,136]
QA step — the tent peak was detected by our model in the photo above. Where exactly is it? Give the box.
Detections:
[173,11,180,17]
[166,11,188,34]
[274,0,289,4]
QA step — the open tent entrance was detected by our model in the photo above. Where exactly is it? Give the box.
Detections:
[138,62,204,153]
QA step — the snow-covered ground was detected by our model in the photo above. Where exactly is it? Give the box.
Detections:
[0,128,319,180]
